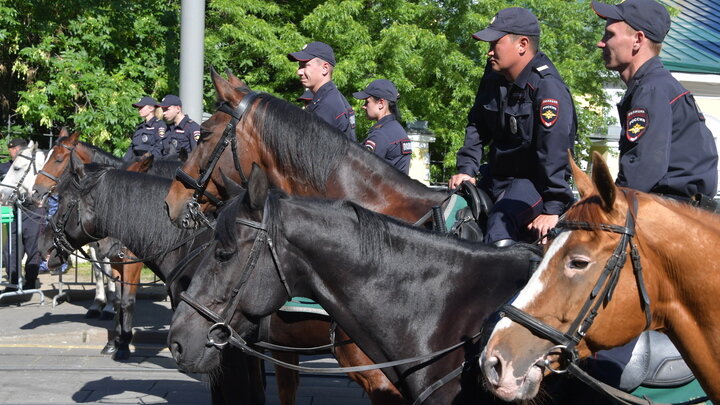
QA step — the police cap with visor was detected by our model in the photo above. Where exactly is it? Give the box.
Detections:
[352,79,400,102]
[287,41,337,66]
[157,94,182,107]
[591,0,670,42]
[472,7,540,42]
[132,96,158,108]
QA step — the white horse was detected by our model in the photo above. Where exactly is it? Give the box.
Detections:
[0,140,47,204]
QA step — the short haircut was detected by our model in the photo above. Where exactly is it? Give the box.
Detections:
[509,34,539,53]
[625,24,663,55]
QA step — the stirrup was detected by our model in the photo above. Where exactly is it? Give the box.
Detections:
[492,239,515,248]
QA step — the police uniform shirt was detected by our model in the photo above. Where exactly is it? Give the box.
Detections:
[307,81,357,141]
[457,51,577,215]
[362,114,412,174]
[615,56,718,198]
[162,114,200,158]
[0,161,11,179]
[124,117,167,161]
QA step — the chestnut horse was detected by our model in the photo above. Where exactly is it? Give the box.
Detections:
[163,70,457,403]
[168,166,539,404]
[480,152,720,403]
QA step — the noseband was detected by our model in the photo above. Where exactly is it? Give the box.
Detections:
[498,191,652,370]
[175,92,260,214]
[38,142,76,185]
[4,147,40,203]
[178,198,292,347]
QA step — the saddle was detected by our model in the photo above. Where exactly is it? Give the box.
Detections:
[445,181,493,242]
[619,331,695,391]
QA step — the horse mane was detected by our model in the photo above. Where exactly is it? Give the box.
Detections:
[77,140,122,166]
[58,163,193,254]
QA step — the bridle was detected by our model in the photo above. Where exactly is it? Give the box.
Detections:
[174,91,260,226]
[178,196,292,339]
[3,146,41,203]
[38,142,76,185]
[496,191,663,405]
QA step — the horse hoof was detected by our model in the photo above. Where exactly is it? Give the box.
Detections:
[85,309,101,319]
[113,348,131,361]
[101,342,118,355]
[99,311,115,320]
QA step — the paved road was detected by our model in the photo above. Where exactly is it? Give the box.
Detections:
[0,273,370,404]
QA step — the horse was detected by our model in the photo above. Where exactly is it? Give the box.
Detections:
[0,140,47,204]
[479,152,720,403]
[163,69,484,403]
[168,166,541,404]
[32,130,183,359]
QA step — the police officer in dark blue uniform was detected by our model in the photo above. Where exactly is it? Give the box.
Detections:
[157,94,200,159]
[297,89,313,109]
[0,138,24,178]
[448,7,577,247]
[577,0,719,395]
[594,0,717,199]
[353,79,411,174]
[288,41,356,141]
[124,96,167,161]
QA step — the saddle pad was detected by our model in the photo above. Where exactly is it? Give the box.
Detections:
[443,194,469,232]
[279,297,329,316]
[631,379,709,404]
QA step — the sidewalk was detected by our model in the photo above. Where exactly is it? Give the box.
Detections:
[0,272,370,404]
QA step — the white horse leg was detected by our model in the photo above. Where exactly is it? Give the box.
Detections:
[85,246,105,318]
[99,258,117,320]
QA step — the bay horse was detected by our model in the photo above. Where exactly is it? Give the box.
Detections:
[168,166,540,404]
[164,69,462,403]
[480,152,720,403]
[32,130,183,360]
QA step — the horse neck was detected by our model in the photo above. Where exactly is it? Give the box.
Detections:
[81,142,123,167]
[273,200,532,393]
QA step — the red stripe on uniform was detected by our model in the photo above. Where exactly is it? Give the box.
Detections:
[669,91,690,105]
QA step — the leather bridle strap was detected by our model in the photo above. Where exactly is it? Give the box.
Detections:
[38,142,76,184]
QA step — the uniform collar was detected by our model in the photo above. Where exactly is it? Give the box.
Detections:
[175,114,190,129]
[625,56,663,95]
[512,52,547,89]
[371,114,396,130]
[312,81,338,103]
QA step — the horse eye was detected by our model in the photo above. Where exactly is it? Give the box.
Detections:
[568,258,590,270]
[199,129,213,141]
[214,247,234,263]
[55,156,64,163]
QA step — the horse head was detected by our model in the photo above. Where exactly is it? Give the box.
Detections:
[165,67,260,229]
[479,151,652,401]
[32,128,83,204]
[1,140,47,204]
[169,164,292,373]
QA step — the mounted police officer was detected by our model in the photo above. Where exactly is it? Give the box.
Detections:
[287,41,356,141]
[157,94,200,159]
[353,79,411,174]
[448,7,577,247]
[594,0,718,200]
[124,96,167,161]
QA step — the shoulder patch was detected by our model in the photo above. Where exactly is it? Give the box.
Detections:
[158,127,166,136]
[363,140,376,152]
[540,99,559,128]
[626,108,648,142]
[193,130,201,141]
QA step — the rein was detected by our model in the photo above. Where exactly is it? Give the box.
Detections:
[174,92,260,226]
[177,197,483,404]
[495,191,705,405]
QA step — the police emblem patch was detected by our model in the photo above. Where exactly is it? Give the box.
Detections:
[401,140,412,155]
[194,130,201,141]
[540,99,559,128]
[626,108,648,142]
[159,127,166,136]
[364,140,376,152]
[171,139,178,147]
[141,135,148,143]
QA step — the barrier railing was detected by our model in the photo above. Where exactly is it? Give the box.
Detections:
[0,202,45,304]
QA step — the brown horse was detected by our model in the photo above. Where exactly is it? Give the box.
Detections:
[480,152,720,403]
[163,70,458,403]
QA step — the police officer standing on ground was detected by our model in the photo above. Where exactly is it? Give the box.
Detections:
[287,41,356,141]
[593,0,717,200]
[353,79,412,174]
[0,138,25,177]
[576,0,719,394]
[156,94,200,159]
[448,7,577,247]
[124,96,167,161]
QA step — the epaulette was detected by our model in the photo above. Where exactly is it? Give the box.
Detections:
[533,64,552,77]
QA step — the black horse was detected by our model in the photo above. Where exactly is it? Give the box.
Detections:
[38,162,264,405]
[168,166,541,404]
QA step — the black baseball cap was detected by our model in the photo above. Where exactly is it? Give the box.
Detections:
[132,96,157,108]
[7,138,27,149]
[287,41,336,66]
[297,89,314,101]
[352,79,400,102]
[473,7,540,42]
[157,94,182,107]
[592,0,670,43]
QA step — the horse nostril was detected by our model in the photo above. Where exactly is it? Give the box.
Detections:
[170,341,183,361]
[482,354,501,387]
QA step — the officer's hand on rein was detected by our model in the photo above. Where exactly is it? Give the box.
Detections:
[528,214,559,244]
[449,173,476,190]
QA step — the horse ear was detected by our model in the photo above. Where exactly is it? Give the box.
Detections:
[211,67,236,103]
[69,131,80,144]
[219,169,245,198]
[569,150,594,198]
[133,153,154,173]
[225,69,247,89]
[70,152,85,178]
[246,163,269,210]
[590,151,616,212]
[58,127,69,139]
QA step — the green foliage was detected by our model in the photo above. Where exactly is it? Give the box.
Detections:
[1,0,610,173]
